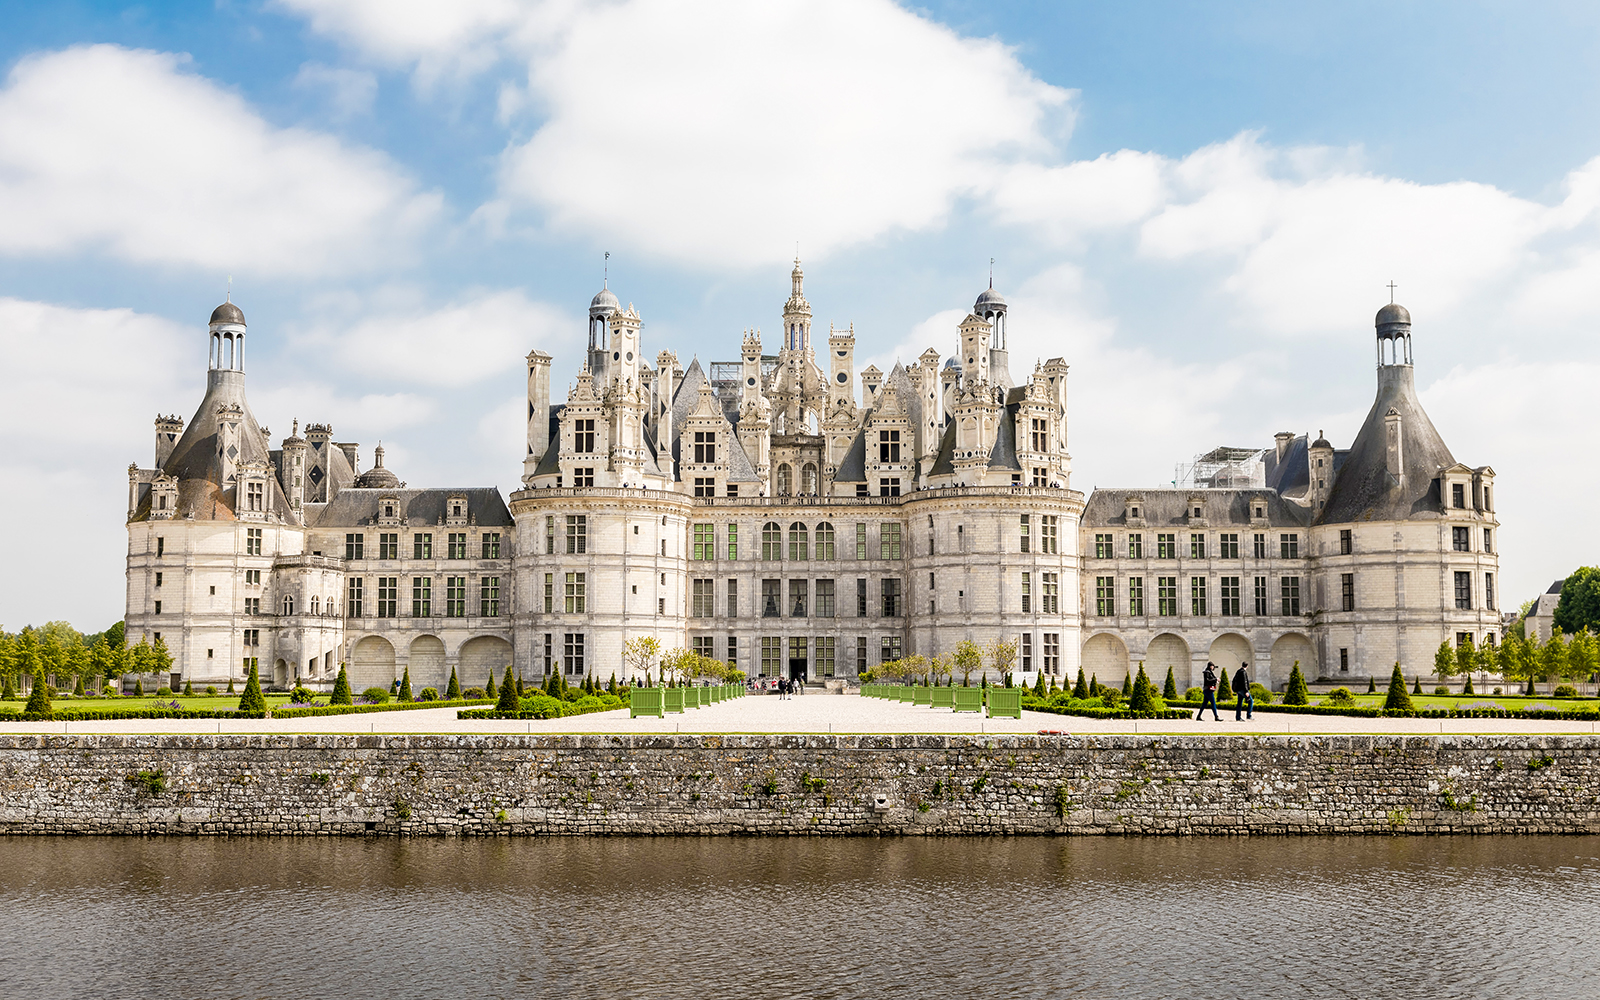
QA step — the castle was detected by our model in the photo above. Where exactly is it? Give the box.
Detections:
[123,267,1501,694]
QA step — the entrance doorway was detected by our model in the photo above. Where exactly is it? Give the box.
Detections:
[789,658,807,682]
[788,636,808,682]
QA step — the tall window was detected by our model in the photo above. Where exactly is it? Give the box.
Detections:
[564,633,585,675]
[480,577,500,617]
[789,579,808,617]
[1451,482,1465,508]
[545,516,555,555]
[543,573,554,613]
[1454,571,1472,609]
[802,463,819,495]
[694,431,716,463]
[762,579,781,617]
[789,522,809,561]
[246,527,262,556]
[1021,572,1031,613]
[880,523,903,559]
[881,636,903,663]
[377,577,397,617]
[816,637,836,677]
[1253,576,1268,616]
[856,637,869,675]
[881,578,903,617]
[1483,528,1493,554]
[1339,529,1352,555]
[1157,533,1175,559]
[1281,576,1301,615]
[1190,577,1207,616]
[816,579,835,617]
[410,533,430,559]
[378,532,398,560]
[857,578,868,616]
[1019,515,1030,552]
[446,577,466,617]
[1485,572,1495,610]
[727,524,739,560]
[1158,577,1177,616]
[727,636,738,670]
[761,637,782,676]
[815,522,835,560]
[1094,533,1113,558]
[1127,533,1143,558]
[1021,633,1032,671]
[879,429,901,462]
[565,572,586,613]
[693,523,715,560]
[481,532,501,559]
[1043,633,1060,674]
[1128,577,1145,616]
[1190,533,1206,559]
[692,636,715,660]
[856,523,869,559]
[1452,526,1470,552]
[1340,573,1355,611]
[345,533,364,560]
[1095,576,1115,616]
[1041,573,1059,614]
[777,464,792,495]
[245,480,263,512]
[1280,533,1299,559]
[448,533,467,559]
[693,579,714,617]
[1220,576,1240,616]
[694,477,715,497]
[1030,418,1047,452]
[346,578,364,617]
[763,522,783,560]
[1253,533,1267,558]
[411,578,431,617]
[566,515,587,554]
[727,579,738,617]
[575,418,595,453]
[1040,516,1058,554]
[1219,533,1238,559]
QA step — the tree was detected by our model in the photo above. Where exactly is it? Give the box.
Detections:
[24,666,50,715]
[1215,666,1233,701]
[1283,661,1309,705]
[1162,666,1177,700]
[330,664,353,705]
[986,637,1018,686]
[398,667,414,702]
[1412,675,1422,695]
[659,647,694,686]
[88,634,117,691]
[1121,672,1133,698]
[623,635,662,684]
[1072,668,1088,701]
[1433,640,1455,684]
[1033,670,1046,698]
[1128,663,1159,715]
[497,665,520,711]
[1568,631,1598,693]
[953,641,983,686]
[485,668,497,700]
[929,653,953,688]
[237,661,267,714]
[1499,633,1534,692]
[1383,661,1414,713]
[1454,636,1476,686]
[150,635,174,682]
[1538,628,1569,695]
[446,666,461,700]
[1553,566,1600,636]
[0,671,11,700]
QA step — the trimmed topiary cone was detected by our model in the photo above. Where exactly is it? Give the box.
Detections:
[1074,669,1089,700]
[330,664,353,705]
[1,673,14,700]
[1121,672,1133,697]
[182,679,192,697]
[24,667,51,715]
[496,665,519,712]
[1216,667,1233,701]
[237,662,267,714]
[1383,661,1415,713]
[133,679,144,696]
[485,669,497,700]
[1367,675,1377,694]
[1129,663,1157,715]
[1283,661,1309,705]
[1163,666,1178,701]
[226,677,235,694]
[1462,676,1475,696]
[1413,676,1423,695]
[446,666,461,701]
[398,667,413,702]
[74,675,86,696]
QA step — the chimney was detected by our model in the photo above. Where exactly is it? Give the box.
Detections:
[1274,432,1294,463]
[155,414,183,469]
[1384,408,1404,482]
[523,350,553,484]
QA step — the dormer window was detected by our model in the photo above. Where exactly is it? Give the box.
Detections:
[385,504,394,517]
[1451,483,1465,508]
[1193,507,1202,518]
[446,494,468,526]
[1131,507,1140,518]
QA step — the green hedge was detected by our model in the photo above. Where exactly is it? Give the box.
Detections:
[1022,696,1191,721]
[0,708,268,721]
[273,698,493,719]
[1172,696,1600,721]
[459,693,621,720]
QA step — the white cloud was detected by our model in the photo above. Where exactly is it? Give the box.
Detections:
[292,61,378,118]
[0,45,442,275]
[286,288,577,387]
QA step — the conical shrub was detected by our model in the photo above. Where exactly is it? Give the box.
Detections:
[226,677,235,694]
[75,675,86,696]
[446,666,461,701]
[1129,664,1157,715]
[1367,675,1377,694]
[1462,676,1474,696]
[1163,666,1177,700]
[1074,669,1088,700]
[485,670,497,700]
[181,679,192,697]
[1121,672,1133,697]
[134,679,144,696]
[1,673,14,700]
[1216,667,1233,700]
[24,667,50,715]
[330,664,353,705]
[1383,661,1414,713]
[1283,661,1309,706]
[237,662,267,714]
[497,665,519,712]
[1412,676,1422,695]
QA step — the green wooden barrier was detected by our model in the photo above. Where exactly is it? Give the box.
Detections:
[664,687,684,713]
[630,687,664,719]
[930,687,954,708]
[913,686,930,705]
[952,687,983,713]
[899,685,916,703]
[687,686,701,708]
[987,687,1022,719]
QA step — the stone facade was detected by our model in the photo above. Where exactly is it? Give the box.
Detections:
[2,734,1596,836]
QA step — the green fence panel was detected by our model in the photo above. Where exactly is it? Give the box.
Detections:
[630,687,665,719]
[987,687,1023,719]
[899,686,916,703]
[664,687,684,713]
[913,686,930,705]
[952,687,983,713]
[930,687,954,709]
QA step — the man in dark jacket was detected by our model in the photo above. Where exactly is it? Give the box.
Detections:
[1195,662,1221,721]
[1234,663,1253,721]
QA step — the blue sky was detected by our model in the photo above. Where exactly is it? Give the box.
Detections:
[2,0,1598,629]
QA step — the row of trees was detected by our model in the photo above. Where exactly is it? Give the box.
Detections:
[0,620,172,694]
[872,638,1019,686]
[1432,629,1599,694]
[621,636,746,686]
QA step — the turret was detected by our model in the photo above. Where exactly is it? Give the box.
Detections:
[523,350,552,485]
[957,313,992,388]
[860,365,883,407]
[282,419,307,512]
[782,257,811,353]
[607,304,643,386]
[154,415,183,469]
[208,299,246,374]
[827,323,854,410]
[1309,430,1334,513]
[974,283,1011,388]
[588,284,620,382]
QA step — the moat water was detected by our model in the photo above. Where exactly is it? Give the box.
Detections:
[1,836,1596,999]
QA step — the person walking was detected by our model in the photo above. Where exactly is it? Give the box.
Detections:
[1234,663,1253,721]
[1195,662,1221,721]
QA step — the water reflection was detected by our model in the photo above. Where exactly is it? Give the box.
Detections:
[0,836,1596,999]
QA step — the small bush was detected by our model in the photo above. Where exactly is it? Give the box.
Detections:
[397,668,413,702]
[155,686,173,697]
[330,665,353,706]
[463,687,486,700]
[361,687,391,704]
[519,693,566,719]
[445,667,461,701]
[1434,686,1451,696]
[133,679,144,696]
[1554,684,1578,699]
[418,687,439,702]
[1249,682,1273,705]
[182,680,193,697]
[1284,661,1309,706]
[1413,676,1423,694]
[1493,687,1503,695]
[1367,676,1377,694]
[290,685,316,704]
[1185,686,1202,702]
[205,686,218,696]
[1324,688,1356,707]
[1383,661,1414,713]
[24,667,50,715]
[237,662,267,714]
[1100,688,1122,708]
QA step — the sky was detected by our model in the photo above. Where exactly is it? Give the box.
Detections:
[2,0,1598,630]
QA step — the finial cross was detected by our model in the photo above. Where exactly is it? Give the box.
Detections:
[1387,280,1397,303]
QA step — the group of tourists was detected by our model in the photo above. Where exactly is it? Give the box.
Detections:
[1194,661,1254,722]
[760,677,804,699]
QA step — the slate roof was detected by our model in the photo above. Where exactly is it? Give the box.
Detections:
[310,487,512,528]
[927,418,957,478]
[1082,488,1312,528]
[988,404,1021,471]
[833,419,870,483]
[1318,366,1456,525]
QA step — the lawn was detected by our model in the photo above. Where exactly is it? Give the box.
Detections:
[1305,692,1600,711]
[0,694,297,714]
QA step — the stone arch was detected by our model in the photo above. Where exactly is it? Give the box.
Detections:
[1145,633,1191,690]
[459,635,513,688]
[1081,632,1129,686]
[273,658,290,689]
[349,635,395,691]
[801,462,819,495]
[1208,633,1253,683]
[409,634,447,691]
[776,463,792,495]
[1270,633,1316,691]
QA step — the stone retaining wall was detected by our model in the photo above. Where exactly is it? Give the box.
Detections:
[2,734,1597,836]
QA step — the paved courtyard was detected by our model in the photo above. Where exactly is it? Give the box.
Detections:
[2,690,1597,736]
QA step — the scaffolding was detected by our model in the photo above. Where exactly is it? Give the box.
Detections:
[1173,446,1266,489]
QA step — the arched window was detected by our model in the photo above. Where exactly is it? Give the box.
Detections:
[789,522,808,561]
[762,522,783,560]
[776,463,792,495]
[815,522,835,560]
[801,462,819,495]
[310,595,320,615]
[282,595,295,616]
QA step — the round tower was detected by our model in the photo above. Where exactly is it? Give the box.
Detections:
[208,300,246,373]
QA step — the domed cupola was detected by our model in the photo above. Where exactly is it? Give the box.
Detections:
[1376,295,1412,367]
[973,279,1007,350]
[590,286,620,319]
[354,444,402,489]
[208,297,247,373]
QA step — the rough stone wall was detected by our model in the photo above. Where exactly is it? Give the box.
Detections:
[1,734,1597,837]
